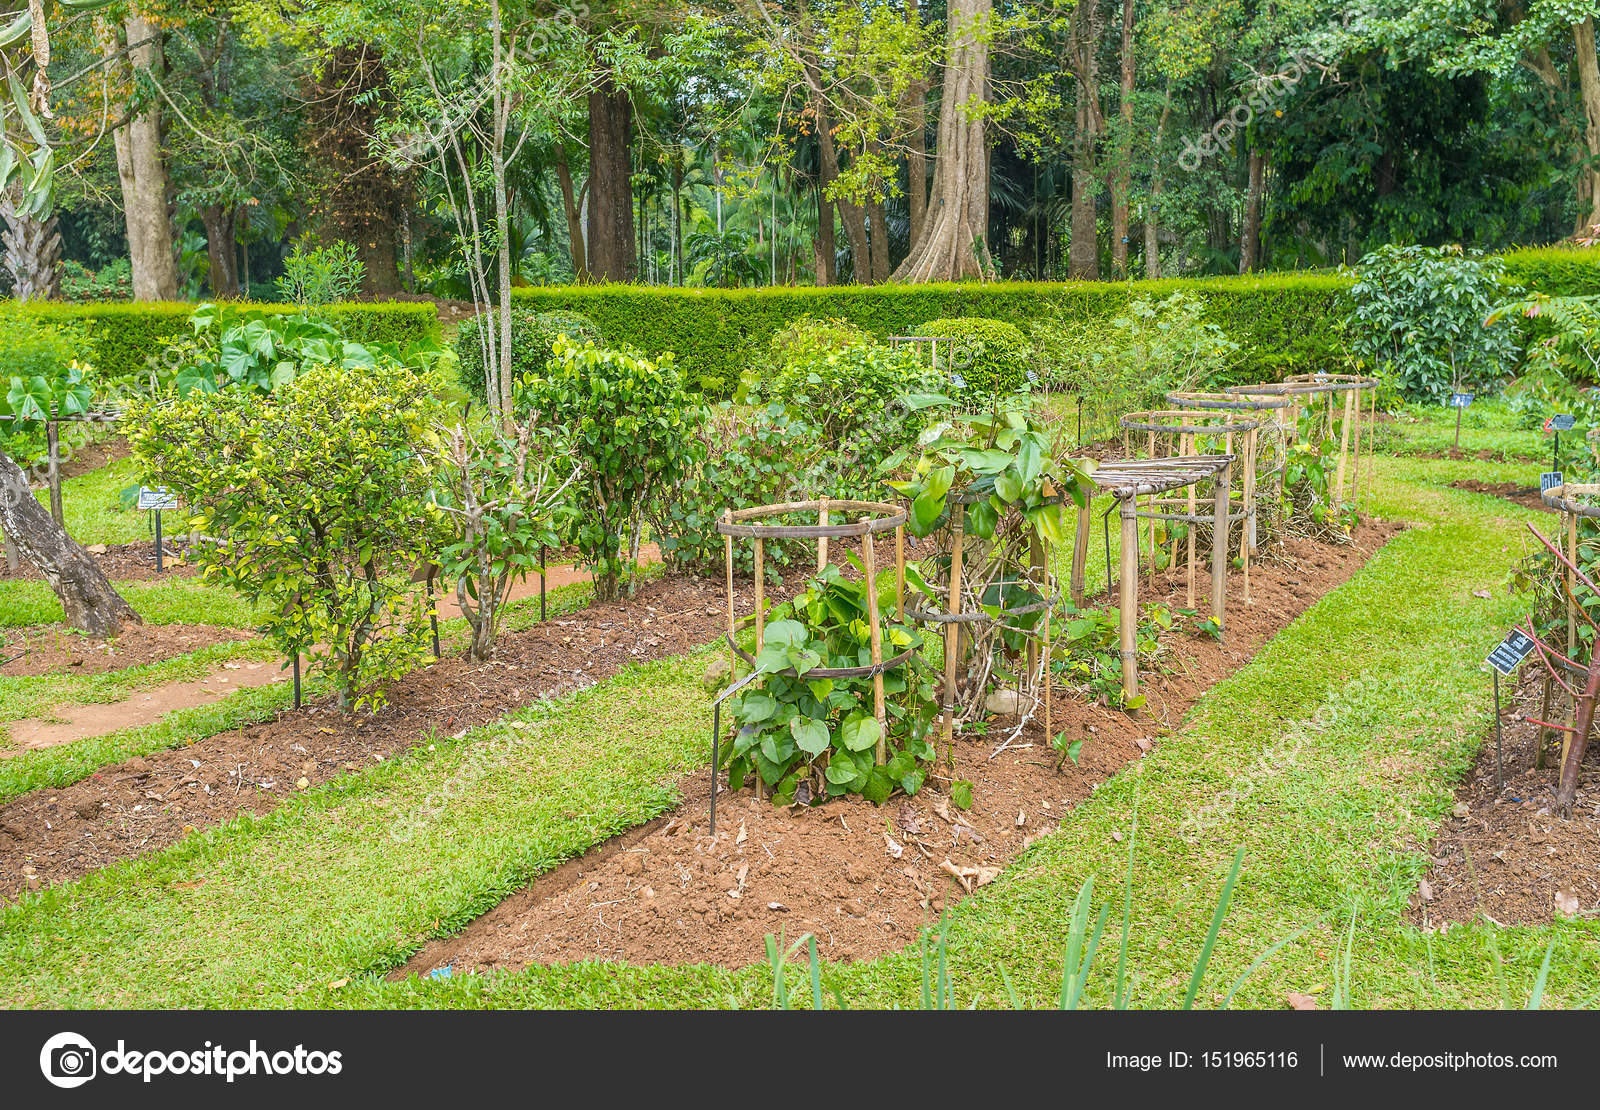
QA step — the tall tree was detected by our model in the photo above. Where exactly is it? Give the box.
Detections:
[894,0,994,280]
[105,11,180,300]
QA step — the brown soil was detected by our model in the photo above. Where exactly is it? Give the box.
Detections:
[1411,447,1544,464]
[0,539,200,583]
[1412,664,1600,930]
[397,522,1403,974]
[0,566,793,903]
[0,622,253,678]
[431,545,660,622]
[1449,480,1549,512]
[56,437,130,480]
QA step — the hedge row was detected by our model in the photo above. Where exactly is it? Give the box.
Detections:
[1,300,440,381]
[1499,246,1600,298]
[510,275,1353,396]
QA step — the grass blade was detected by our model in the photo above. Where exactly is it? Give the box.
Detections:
[1182,845,1244,1010]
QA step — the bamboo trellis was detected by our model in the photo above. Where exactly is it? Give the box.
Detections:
[1069,455,1236,704]
[709,500,912,823]
[1166,389,1293,544]
[1120,410,1260,605]
[1224,374,1379,508]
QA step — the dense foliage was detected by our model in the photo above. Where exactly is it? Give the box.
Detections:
[453,309,602,403]
[914,317,1032,396]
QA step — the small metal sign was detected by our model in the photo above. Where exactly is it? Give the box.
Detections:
[1486,629,1537,677]
[1448,392,1474,409]
[1541,471,1565,493]
[1546,413,1577,432]
[136,486,179,511]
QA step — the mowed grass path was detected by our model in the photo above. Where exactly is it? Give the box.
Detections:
[2,454,1594,1008]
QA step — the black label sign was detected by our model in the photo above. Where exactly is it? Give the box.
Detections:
[1547,413,1577,431]
[1486,629,1538,676]
[1541,471,1565,493]
[1448,392,1474,409]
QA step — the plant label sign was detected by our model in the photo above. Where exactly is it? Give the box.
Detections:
[1486,630,1537,677]
[1541,471,1564,493]
[1448,392,1474,409]
[1545,413,1577,432]
[137,486,180,512]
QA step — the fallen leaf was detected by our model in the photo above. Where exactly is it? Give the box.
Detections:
[976,867,1001,887]
[735,820,748,847]
[940,858,974,893]
[1286,993,1317,1011]
[884,834,904,860]
[1419,879,1435,902]
[329,978,349,990]
[1555,888,1581,916]
[1016,810,1026,827]
[767,901,789,912]
[295,777,310,791]
[1472,589,1491,599]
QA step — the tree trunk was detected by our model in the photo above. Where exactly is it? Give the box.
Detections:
[1067,0,1103,280]
[1145,92,1170,279]
[905,0,929,247]
[586,80,637,282]
[893,0,994,282]
[814,183,835,285]
[0,448,139,637]
[112,14,179,301]
[1239,148,1264,273]
[1110,0,1135,279]
[0,187,62,300]
[1574,19,1600,233]
[868,194,891,282]
[201,204,241,298]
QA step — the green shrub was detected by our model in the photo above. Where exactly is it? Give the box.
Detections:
[0,315,94,463]
[914,316,1032,396]
[1501,246,1600,297]
[126,358,447,710]
[1344,244,1523,402]
[769,342,935,447]
[276,240,365,306]
[519,338,708,601]
[741,315,873,399]
[1035,291,1240,442]
[60,259,132,302]
[453,309,601,402]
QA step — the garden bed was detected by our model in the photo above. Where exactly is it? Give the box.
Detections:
[0,622,253,678]
[1413,662,1600,930]
[0,538,200,583]
[396,521,1402,973]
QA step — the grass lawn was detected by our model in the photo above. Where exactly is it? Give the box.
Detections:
[2,447,1593,1009]
[1373,398,1550,463]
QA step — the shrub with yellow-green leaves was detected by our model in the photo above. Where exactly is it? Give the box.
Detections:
[126,359,448,709]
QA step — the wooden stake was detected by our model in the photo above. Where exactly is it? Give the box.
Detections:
[1184,432,1196,610]
[863,520,886,763]
[754,537,766,653]
[1212,460,1230,636]
[895,524,905,620]
[1070,496,1092,608]
[1146,429,1157,573]
[1334,388,1355,504]
[817,498,829,571]
[1119,496,1140,706]
[723,509,735,677]
[1042,539,1053,748]
[1567,508,1578,659]
[1242,427,1256,604]
[942,503,966,751]
[1349,387,1364,503]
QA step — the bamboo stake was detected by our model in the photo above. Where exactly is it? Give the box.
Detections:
[1349,387,1364,504]
[1567,508,1578,660]
[1119,496,1139,706]
[1146,429,1157,573]
[942,503,966,753]
[863,520,886,763]
[1212,460,1230,636]
[817,498,829,571]
[1334,387,1355,504]
[723,509,735,677]
[895,524,905,620]
[1184,432,1196,610]
[1070,496,1092,607]
[1242,427,1256,604]
[754,538,765,653]
[1042,538,1053,747]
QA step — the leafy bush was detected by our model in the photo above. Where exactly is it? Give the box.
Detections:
[915,316,1032,396]
[1035,291,1239,442]
[519,338,707,601]
[432,417,579,661]
[769,342,935,447]
[127,359,446,709]
[740,314,873,399]
[0,315,95,465]
[725,563,938,806]
[1344,244,1522,402]
[453,309,601,402]
[277,240,366,306]
[60,259,132,302]
[652,402,824,580]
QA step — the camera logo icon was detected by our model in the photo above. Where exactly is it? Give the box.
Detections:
[39,1032,97,1088]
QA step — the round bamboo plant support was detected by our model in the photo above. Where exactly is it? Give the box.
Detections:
[1120,410,1260,604]
[1166,390,1293,542]
[1068,455,1236,704]
[1225,375,1379,508]
[901,487,1062,756]
[707,500,912,835]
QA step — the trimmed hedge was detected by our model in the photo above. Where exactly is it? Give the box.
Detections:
[1500,246,1600,298]
[511,275,1352,397]
[0,301,440,381]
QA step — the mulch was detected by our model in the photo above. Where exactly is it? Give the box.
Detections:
[1449,480,1549,512]
[1413,662,1600,930]
[1,623,254,678]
